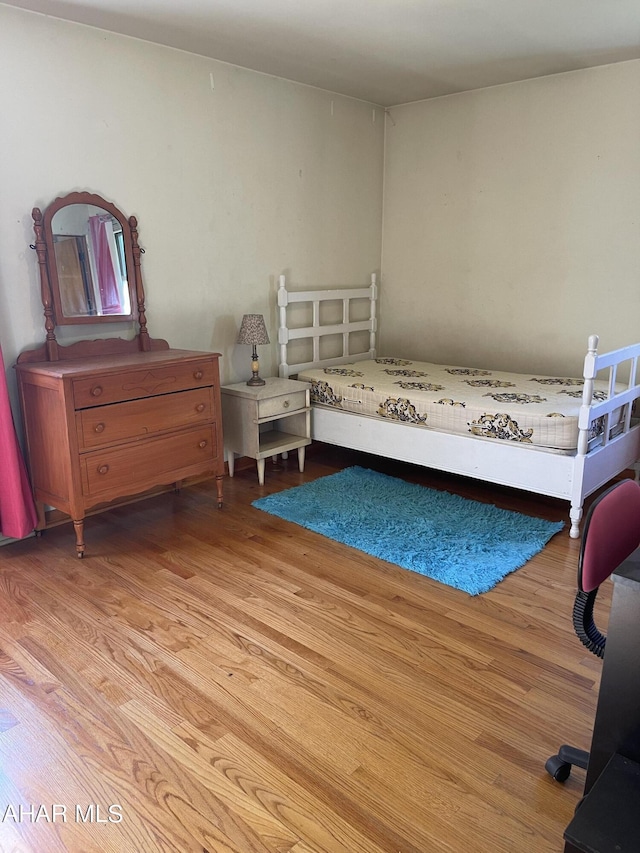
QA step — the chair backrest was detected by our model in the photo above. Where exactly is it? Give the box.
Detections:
[579,479,640,594]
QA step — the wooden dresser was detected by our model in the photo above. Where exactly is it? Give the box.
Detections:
[16,348,224,557]
[17,190,225,556]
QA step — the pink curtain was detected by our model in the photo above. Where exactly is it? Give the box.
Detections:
[89,214,122,314]
[0,344,37,539]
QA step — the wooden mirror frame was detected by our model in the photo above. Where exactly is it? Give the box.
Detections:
[25,191,161,363]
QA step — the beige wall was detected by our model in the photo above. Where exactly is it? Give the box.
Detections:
[0,6,384,400]
[381,60,640,376]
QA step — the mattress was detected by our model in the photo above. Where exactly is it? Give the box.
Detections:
[297,357,620,452]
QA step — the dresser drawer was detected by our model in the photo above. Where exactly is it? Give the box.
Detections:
[72,359,215,409]
[80,424,218,498]
[257,390,307,420]
[76,388,214,450]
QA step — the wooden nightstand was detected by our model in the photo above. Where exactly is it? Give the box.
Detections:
[221,377,311,484]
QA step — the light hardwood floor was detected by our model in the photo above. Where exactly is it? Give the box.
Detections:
[0,446,614,852]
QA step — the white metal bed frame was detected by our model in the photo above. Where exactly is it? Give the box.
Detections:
[277,274,640,537]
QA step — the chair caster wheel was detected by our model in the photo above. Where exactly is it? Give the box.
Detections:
[545,755,571,782]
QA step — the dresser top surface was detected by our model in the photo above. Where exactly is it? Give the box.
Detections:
[15,348,221,379]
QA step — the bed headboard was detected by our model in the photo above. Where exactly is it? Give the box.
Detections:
[277,273,377,378]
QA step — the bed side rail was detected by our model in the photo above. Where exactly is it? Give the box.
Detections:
[277,274,377,378]
[577,334,640,456]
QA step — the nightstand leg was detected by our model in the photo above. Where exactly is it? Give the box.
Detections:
[298,446,306,473]
[257,458,266,485]
[227,451,235,478]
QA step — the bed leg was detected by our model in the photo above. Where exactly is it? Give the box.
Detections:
[569,505,582,539]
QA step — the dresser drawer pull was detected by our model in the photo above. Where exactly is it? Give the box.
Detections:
[90,385,103,398]
[97,464,110,475]
[94,423,106,433]
[198,440,208,449]
[193,369,204,380]
[195,403,206,413]
[283,399,290,408]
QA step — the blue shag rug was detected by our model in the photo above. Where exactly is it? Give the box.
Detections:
[252,466,564,595]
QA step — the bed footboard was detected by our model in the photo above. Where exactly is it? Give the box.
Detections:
[568,334,640,536]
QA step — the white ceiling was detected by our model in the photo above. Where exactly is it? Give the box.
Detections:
[4,0,640,106]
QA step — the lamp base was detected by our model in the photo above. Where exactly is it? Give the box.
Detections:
[246,352,265,386]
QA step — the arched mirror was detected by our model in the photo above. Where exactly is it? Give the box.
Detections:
[38,192,137,325]
[25,191,154,362]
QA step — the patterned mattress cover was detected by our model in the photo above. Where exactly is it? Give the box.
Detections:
[297,357,622,452]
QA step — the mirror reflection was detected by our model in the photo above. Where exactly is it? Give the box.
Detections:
[51,204,131,318]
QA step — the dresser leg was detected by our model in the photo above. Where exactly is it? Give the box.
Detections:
[35,501,47,531]
[215,474,224,508]
[73,519,85,558]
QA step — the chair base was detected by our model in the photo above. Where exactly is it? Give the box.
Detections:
[546,745,589,782]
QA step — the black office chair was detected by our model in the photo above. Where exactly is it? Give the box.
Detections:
[545,478,640,783]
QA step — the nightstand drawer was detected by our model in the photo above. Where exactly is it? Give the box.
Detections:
[72,359,215,408]
[257,390,307,420]
[76,388,214,450]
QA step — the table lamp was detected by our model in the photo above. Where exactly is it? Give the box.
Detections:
[237,313,270,386]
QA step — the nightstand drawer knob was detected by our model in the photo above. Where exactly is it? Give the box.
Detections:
[193,370,204,380]
[198,440,208,449]
[196,403,205,413]
[97,464,110,475]
[283,399,290,408]
[94,422,106,433]
[91,385,103,397]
